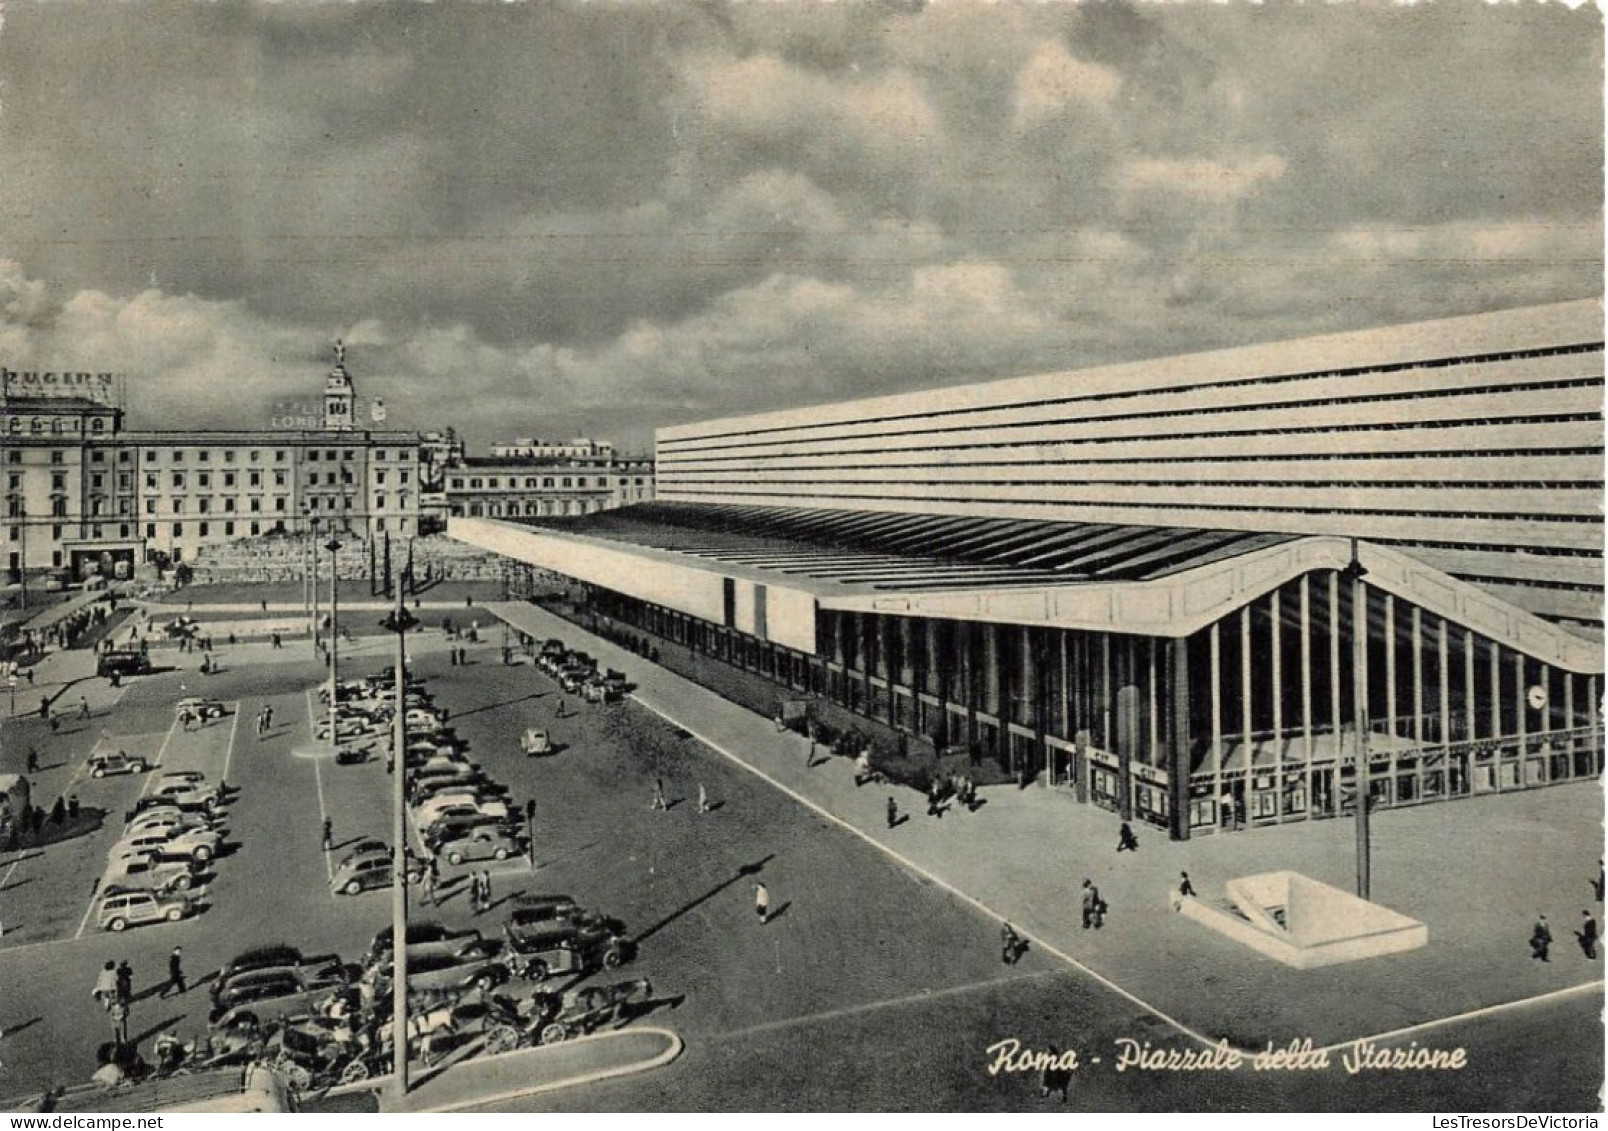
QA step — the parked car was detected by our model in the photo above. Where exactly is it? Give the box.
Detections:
[502,917,634,983]
[104,850,201,895]
[122,800,223,831]
[209,967,350,1031]
[520,728,552,756]
[422,812,518,853]
[175,698,229,721]
[126,794,217,823]
[111,824,223,865]
[362,939,510,996]
[125,811,216,842]
[149,780,222,810]
[210,945,344,1005]
[330,847,394,896]
[435,826,526,867]
[414,792,509,829]
[97,889,194,932]
[364,922,483,969]
[88,750,150,778]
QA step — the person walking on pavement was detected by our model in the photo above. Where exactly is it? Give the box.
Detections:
[79,697,90,723]
[1179,871,1196,898]
[697,783,711,814]
[1594,860,1604,904]
[478,870,492,914]
[651,778,668,812]
[25,747,38,774]
[263,704,273,731]
[109,997,129,1046]
[162,946,186,998]
[321,818,334,853]
[753,881,771,925]
[424,859,440,907]
[93,961,118,1009]
[886,796,899,829]
[1531,913,1553,962]
[1116,821,1140,853]
[115,961,133,1007]
[1001,922,1024,966]
[1082,879,1104,930]
[1578,910,1598,959]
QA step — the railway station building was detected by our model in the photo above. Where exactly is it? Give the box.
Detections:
[450,300,1605,840]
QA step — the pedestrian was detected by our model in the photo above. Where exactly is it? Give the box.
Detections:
[886,796,899,829]
[1595,860,1605,904]
[1531,913,1553,962]
[25,748,38,774]
[926,779,944,819]
[49,796,64,826]
[697,783,710,814]
[1082,879,1104,930]
[109,997,129,1045]
[478,870,492,914]
[67,794,80,821]
[1117,821,1139,853]
[1179,871,1196,898]
[805,738,815,768]
[651,778,668,811]
[162,946,186,997]
[1001,922,1023,966]
[115,961,133,1007]
[449,648,458,667]
[1579,910,1598,960]
[260,599,268,613]
[264,704,274,730]
[321,817,333,852]
[556,697,565,718]
[93,961,118,1008]
[23,668,32,686]
[753,881,770,925]
[38,697,49,721]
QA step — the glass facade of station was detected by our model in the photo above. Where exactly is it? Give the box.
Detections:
[581,568,1603,841]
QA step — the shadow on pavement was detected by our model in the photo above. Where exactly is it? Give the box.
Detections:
[633,854,775,946]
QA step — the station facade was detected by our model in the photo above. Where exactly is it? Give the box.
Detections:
[449,300,1605,839]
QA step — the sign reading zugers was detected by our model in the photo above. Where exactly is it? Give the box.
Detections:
[3,368,117,399]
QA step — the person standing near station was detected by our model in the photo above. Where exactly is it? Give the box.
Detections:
[651,778,668,812]
[1578,910,1598,960]
[1081,879,1104,930]
[322,818,334,853]
[1116,821,1139,852]
[753,881,771,925]
[1531,913,1553,962]
[886,796,899,829]
[162,946,186,998]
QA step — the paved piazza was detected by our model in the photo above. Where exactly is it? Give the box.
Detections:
[0,596,1601,1112]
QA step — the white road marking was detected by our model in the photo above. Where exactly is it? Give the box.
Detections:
[718,968,1068,1044]
[220,701,241,784]
[1310,978,1604,1056]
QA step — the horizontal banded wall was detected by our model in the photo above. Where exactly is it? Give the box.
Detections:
[658,301,1604,633]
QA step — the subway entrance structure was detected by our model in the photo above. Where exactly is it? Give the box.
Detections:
[450,300,1604,840]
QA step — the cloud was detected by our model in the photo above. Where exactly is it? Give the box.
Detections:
[1012,40,1122,128]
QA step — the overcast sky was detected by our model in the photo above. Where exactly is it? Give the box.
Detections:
[0,1,1600,453]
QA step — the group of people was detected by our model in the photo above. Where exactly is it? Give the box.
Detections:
[1528,860,1603,963]
[254,704,276,738]
[91,949,186,1048]
[1,794,75,852]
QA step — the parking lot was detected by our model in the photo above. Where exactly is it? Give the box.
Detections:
[1,601,1601,1111]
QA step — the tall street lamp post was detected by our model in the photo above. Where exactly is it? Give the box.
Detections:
[380,573,418,1099]
[325,538,342,758]
[1345,545,1372,901]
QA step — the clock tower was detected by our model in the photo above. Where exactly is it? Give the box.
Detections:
[324,339,356,432]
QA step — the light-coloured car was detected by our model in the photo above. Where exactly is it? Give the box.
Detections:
[105,850,199,895]
[436,826,525,867]
[415,793,510,829]
[331,847,393,896]
[520,728,551,756]
[112,824,223,865]
[88,751,150,778]
[126,811,214,841]
[97,889,193,932]
[150,781,222,810]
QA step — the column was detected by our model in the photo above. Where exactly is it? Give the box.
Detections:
[1240,605,1253,800]
[1270,590,1283,819]
[1464,629,1478,744]
[1210,621,1223,828]
[1515,650,1530,783]
[1299,576,1314,769]
[1030,627,1048,786]
[1329,574,1343,760]
[1168,637,1192,842]
[1147,636,1160,768]
[959,620,978,748]
[1488,639,1502,789]
[1438,617,1451,748]
[1412,606,1424,745]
